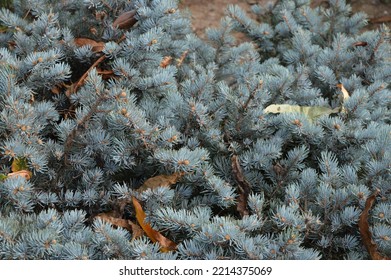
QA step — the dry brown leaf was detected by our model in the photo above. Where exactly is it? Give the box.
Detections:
[113,10,137,29]
[359,189,390,260]
[96,212,132,231]
[370,15,391,24]
[132,196,177,252]
[51,85,61,94]
[176,50,189,67]
[231,155,251,217]
[136,172,184,193]
[74,38,105,53]
[96,68,114,79]
[353,41,368,47]
[336,83,350,101]
[160,56,172,68]
[128,222,144,240]
[95,212,144,240]
[7,170,32,180]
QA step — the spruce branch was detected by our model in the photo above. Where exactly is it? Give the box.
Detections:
[243,79,262,111]
[236,79,263,132]
[369,27,388,65]
[63,92,110,166]
[0,0,389,261]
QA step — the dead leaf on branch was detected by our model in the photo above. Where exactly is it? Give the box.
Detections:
[66,33,128,97]
[353,41,368,47]
[132,196,177,252]
[74,38,105,53]
[95,212,144,240]
[67,28,129,97]
[136,172,184,193]
[113,10,138,30]
[129,172,183,251]
[336,83,350,101]
[370,15,391,24]
[51,85,61,94]
[7,170,32,180]
[96,172,183,251]
[263,104,340,122]
[359,189,391,260]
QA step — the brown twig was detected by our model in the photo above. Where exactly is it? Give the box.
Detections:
[176,50,189,67]
[359,188,390,260]
[231,155,251,217]
[63,94,109,165]
[369,28,387,65]
[66,55,106,98]
[370,15,391,24]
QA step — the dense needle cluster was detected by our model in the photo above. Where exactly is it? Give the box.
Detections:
[0,0,390,259]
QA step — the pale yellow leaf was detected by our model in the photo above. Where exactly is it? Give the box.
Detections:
[264,104,340,122]
[337,83,350,101]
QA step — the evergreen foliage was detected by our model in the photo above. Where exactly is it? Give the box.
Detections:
[0,0,390,259]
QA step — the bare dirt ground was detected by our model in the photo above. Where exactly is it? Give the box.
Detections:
[179,0,391,38]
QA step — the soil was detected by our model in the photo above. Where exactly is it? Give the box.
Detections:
[178,0,391,38]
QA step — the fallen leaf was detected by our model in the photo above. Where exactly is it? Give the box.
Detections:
[136,172,184,193]
[263,104,340,122]
[132,196,177,252]
[95,212,143,240]
[74,38,105,53]
[51,85,61,94]
[336,83,350,101]
[96,212,133,231]
[7,170,32,180]
[336,83,350,113]
[113,10,137,30]
[353,41,368,47]
[359,189,390,260]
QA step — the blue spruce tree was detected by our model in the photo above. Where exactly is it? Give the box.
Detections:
[0,0,390,259]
